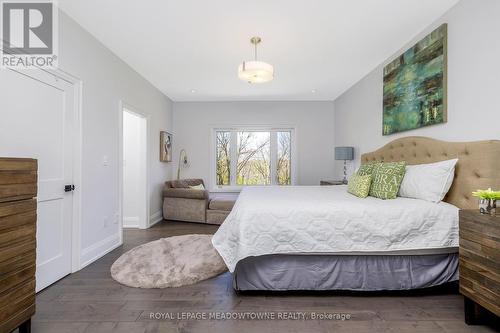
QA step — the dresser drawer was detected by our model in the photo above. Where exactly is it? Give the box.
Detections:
[0,303,35,333]
[0,265,36,295]
[0,241,36,278]
[0,170,37,186]
[0,158,37,203]
[0,200,37,274]
[0,278,35,309]
[0,250,36,278]
[0,209,36,233]
[0,199,36,223]
[0,223,36,248]
[0,183,37,202]
[0,289,35,325]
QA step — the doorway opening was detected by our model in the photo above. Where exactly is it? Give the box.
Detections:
[122,107,148,229]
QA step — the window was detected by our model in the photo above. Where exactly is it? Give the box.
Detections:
[213,128,294,189]
[237,131,271,185]
[277,131,291,185]
[215,131,231,185]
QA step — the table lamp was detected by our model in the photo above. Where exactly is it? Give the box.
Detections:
[335,147,354,184]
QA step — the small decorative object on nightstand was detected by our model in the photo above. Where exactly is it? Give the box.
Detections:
[459,210,499,325]
[335,146,354,185]
[472,188,499,216]
[320,180,344,186]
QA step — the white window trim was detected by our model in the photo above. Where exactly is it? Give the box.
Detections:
[210,126,297,192]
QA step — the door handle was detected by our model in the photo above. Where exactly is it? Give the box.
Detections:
[64,184,75,192]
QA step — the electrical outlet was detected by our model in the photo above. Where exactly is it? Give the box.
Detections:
[103,215,108,228]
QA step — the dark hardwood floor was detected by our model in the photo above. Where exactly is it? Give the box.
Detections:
[27,221,496,333]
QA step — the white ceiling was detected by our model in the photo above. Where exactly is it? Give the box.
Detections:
[59,0,459,102]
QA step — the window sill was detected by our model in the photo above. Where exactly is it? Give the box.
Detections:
[211,184,294,193]
[211,187,242,193]
[211,186,268,193]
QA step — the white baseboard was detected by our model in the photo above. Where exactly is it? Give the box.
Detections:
[80,233,122,269]
[149,210,163,227]
[123,216,140,228]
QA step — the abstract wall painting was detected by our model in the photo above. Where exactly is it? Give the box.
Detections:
[383,24,447,135]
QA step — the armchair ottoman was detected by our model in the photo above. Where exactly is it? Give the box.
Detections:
[162,178,236,225]
[206,198,235,225]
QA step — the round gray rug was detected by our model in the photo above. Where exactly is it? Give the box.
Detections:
[110,234,227,288]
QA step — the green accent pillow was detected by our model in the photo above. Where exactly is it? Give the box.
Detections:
[357,161,381,176]
[347,174,372,198]
[369,161,406,199]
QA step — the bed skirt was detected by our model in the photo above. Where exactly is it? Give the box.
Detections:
[233,253,458,291]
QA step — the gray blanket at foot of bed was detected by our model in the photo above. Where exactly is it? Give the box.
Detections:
[233,253,458,291]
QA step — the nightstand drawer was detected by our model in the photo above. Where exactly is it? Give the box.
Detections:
[459,238,500,272]
[459,260,499,297]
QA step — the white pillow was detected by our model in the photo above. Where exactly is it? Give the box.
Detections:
[189,184,205,190]
[398,158,458,203]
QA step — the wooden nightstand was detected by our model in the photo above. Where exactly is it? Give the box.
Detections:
[459,210,499,325]
[320,180,345,186]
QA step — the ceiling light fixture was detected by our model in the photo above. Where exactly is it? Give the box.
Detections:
[238,37,274,84]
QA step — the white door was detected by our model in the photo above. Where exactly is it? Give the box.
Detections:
[0,68,75,291]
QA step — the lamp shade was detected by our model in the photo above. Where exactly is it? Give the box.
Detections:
[238,61,274,83]
[335,147,354,160]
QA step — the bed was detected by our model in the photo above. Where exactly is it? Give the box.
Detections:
[212,137,500,291]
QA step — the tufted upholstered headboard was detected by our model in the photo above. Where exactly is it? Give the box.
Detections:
[361,136,500,210]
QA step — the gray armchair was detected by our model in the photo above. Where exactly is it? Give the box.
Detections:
[162,179,209,223]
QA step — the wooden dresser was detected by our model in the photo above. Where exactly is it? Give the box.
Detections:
[0,158,37,333]
[459,209,499,325]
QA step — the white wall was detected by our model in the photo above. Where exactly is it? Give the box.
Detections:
[173,101,335,189]
[58,12,173,267]
[122,110,147,228]
[333,0,500,178]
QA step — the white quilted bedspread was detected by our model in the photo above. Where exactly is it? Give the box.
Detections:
[212,186,459,272]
